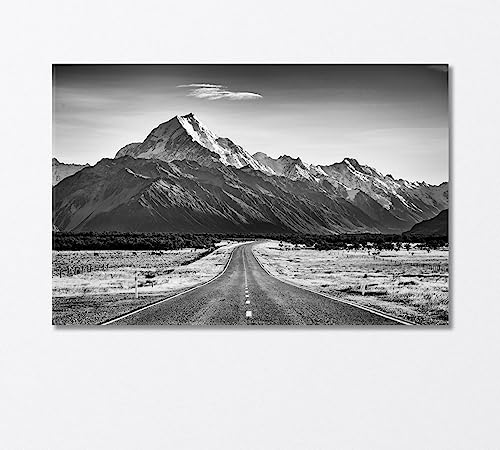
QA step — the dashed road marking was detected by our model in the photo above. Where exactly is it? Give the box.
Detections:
[246,310,252,318]
[243,253,248,286]
[245,300,250,305]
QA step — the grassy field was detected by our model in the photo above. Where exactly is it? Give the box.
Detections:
[52,241,240,325]
[253,241,449,325]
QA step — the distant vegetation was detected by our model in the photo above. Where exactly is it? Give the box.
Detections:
[53,232,220,251]
[276,233,448,251]
[53,231,448,251]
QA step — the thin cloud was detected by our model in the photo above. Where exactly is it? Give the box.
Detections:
[177,83,262,100]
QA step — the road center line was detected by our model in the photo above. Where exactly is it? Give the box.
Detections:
[243,251,250,317]
[243,251,248,286]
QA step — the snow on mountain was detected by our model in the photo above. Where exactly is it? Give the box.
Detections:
[253,153,448,224]
[253,153,318,181]
[110,113,447,229]
[318,157,448,223]
[53,156,395,234]
[115,113,274,174]
[52,158,89,186]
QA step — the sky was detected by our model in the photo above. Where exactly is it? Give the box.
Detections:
[53,64,448,184]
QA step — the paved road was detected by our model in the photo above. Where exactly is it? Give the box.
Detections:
[106,243,406,326]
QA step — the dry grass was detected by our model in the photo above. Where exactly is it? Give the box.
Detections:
[52,241,240,325]
[253,241,449,325]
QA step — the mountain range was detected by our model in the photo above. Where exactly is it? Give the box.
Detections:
[52,158,89,186]
[53,113,448,234]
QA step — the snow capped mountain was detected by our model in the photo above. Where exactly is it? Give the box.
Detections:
[253,153,319,181]
[50,111,449,234]
[115,113,273,174]
[253,152,448,224]
[52,158,89,186]
[53,157,398,234]
[318,157,448,223]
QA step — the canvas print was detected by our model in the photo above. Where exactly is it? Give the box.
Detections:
[52,64,449,326]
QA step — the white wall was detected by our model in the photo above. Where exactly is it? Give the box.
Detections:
[2,1,500,448]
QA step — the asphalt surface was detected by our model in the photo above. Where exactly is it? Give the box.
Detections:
[106,242,405,326]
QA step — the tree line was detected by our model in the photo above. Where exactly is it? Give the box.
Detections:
[53,232,220,251]
[53,231,448,251]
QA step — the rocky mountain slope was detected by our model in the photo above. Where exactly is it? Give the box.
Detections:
[253,153,448,224]
[52,158,89,186]
[53,113,448,234]
[53,157,405,234]
[404,209,448,236]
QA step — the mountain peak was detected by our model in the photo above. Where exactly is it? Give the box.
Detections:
[52,159,89,186]
[114,113,273,173]
[343,157,360,166]
[175,112,200,126]
[178,112,196,119]
[145,113,202,136]
[279,154,302,163]
[252,152,313,179]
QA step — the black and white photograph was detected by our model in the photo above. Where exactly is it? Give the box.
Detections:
[4,1,500,449]
[52,64,449,326]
